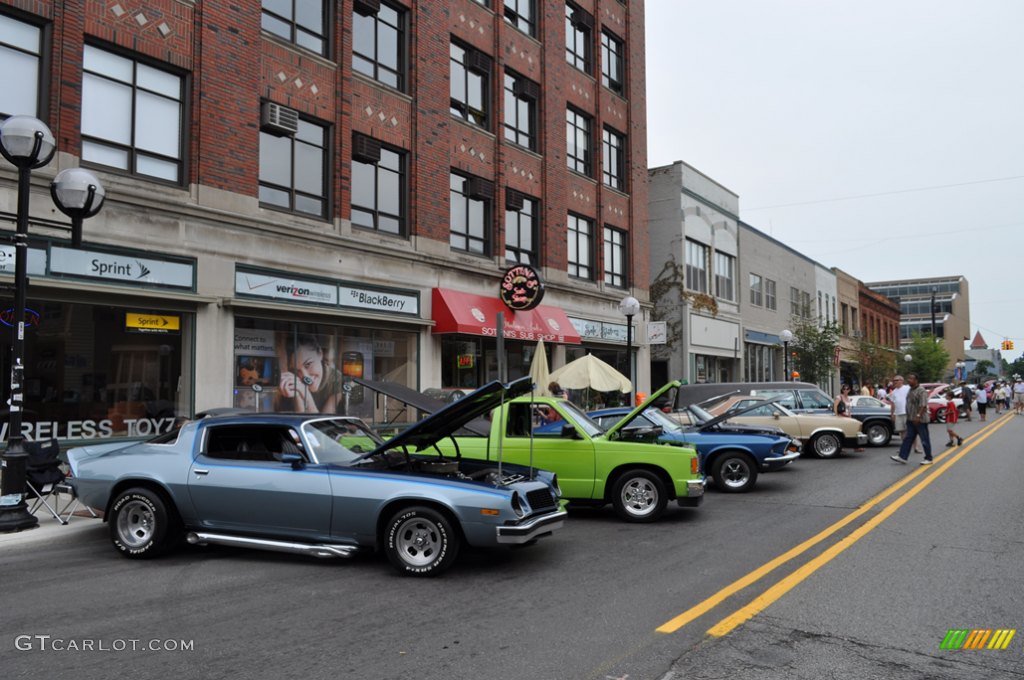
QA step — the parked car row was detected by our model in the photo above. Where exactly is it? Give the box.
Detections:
[65,377,881,577]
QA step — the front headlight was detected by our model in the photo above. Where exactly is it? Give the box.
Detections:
[510,491,526,518]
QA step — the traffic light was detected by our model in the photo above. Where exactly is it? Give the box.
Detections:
[1000,340,1014,351]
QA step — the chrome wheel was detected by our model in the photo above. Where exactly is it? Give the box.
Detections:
[813,432,842,458]
[393,516,444,568]
[865,423,891,447]
[116,499,155,549]
[619,476,659,518]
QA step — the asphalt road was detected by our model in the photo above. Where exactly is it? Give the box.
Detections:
[2,413,1022,680]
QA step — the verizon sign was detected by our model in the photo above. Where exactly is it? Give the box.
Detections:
[235,270,338,305]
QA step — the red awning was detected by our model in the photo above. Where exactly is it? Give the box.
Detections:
[431,288,581,344]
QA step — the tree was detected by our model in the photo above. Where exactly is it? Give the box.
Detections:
[789,319,840,385]
[856,338,898,388]
[970,359,995,381]
[901,334,950,382]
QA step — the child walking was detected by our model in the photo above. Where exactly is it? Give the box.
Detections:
[945,391,964,447]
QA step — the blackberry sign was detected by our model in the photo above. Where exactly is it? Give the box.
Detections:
[500,264,545,311]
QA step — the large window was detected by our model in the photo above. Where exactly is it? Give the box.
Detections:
[503,71,537,150]
[0,301,192,444]
[765,278,777,311]
[566,108,592,176]
[262,0,326,55]
[603,226,627,288]
[714,251,735,301]
[234,317,418,424]
[745,343,775,382]
[0,14,41,118]
[351,140,405,236]
[602,127,625,190]
[259,117,327,217]
[450,172,491,255]
[685,239,708,293]
[567,213,593,280]
[505,193,537,264]
[352,1,405,90]
[601,29,624,95]
[504,0,536,36]
[81,45,184,183]
[749,273,763,306]
[565,3,593,73]
[450,41,490,128]
[790,287,802,318]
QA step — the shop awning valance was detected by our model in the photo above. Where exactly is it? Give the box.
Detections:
[431,288,581,344]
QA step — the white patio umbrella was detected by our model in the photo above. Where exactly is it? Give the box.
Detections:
[548,353,631,393]
[528,339,551,395]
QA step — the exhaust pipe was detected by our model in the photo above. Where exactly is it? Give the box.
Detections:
[187,532,357,559]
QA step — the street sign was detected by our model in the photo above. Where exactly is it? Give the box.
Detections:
[126,312,180,334]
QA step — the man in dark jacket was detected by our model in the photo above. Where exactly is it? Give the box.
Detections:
[891,373,933,465]
[960,382,972,421]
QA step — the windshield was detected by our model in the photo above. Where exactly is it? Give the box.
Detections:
[301,418,384,464]
[641,408,683,433]
[558,400,604,437]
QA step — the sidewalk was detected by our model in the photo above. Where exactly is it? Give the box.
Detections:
[0,505,103,549]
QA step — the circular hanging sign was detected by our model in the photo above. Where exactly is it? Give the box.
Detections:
[499,264,545,311]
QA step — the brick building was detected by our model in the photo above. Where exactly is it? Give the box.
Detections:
[0,0,649,445]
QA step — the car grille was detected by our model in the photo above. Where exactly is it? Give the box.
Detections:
[526,488,557,513]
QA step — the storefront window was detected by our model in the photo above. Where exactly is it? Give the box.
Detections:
[441,336,547,391]
[0,301,192,444]
[233,317,417,424]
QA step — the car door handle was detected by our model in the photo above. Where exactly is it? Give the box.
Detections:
[193,469,210,476]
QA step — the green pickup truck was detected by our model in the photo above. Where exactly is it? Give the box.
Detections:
[441,391,705,522]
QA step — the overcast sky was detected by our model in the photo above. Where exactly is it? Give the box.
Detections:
[645,0,1024,361]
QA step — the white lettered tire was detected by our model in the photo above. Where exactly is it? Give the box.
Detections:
[109,487,179,559]
[384,506,460,576]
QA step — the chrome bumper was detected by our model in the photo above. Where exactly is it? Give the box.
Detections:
[677,478,706,507]
[495,509,567,544]
[856,433,868,446]
[764,450,801,464]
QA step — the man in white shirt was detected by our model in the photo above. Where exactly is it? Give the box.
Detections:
[1014,379,1024,415]
[889,375,914,450]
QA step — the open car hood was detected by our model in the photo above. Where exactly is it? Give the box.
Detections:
[354,377,489,436]
[696,395,788,431]
[602,380,681,439]
[363,377,534,457]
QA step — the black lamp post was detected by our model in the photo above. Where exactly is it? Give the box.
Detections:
[0,116,104,532]
[780,329,793,381]
[619,295,640,405]
[930,287,937,338]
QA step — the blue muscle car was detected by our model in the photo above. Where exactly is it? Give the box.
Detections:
[68,378,566,576]
[534,380,800,493]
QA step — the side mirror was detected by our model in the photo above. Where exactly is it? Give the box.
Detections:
[772,412,781,420]
[281,452,305,469]
[560,424,579,439]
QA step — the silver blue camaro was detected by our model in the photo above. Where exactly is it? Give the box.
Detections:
[68,379,566,576]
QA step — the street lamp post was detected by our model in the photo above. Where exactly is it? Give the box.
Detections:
[780,329,793,381]
[0,116,105,532]
[619,296,640,405]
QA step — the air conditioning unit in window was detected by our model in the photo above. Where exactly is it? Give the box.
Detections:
[505,188,525,211]
[572,8,595,29]
[352,132,382,164]
[467,49,493,75]
[513,77,541,101]
[353,0,381,16]
[466,177,495,201]
[260,102,299,137]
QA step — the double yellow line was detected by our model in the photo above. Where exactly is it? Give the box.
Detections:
[656,412,1015,637]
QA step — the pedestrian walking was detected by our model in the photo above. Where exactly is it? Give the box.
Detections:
[975,381,989,421]
[960,382,972,421]
[889,375,911,444]
[891,373,933,465]
[943,391,964,447]
[859,383,871,396]
[1014,378,1024,415]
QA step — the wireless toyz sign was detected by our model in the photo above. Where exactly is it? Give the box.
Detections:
[0,417,177,441]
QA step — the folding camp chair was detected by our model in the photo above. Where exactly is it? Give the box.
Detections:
[25,438,96,524]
